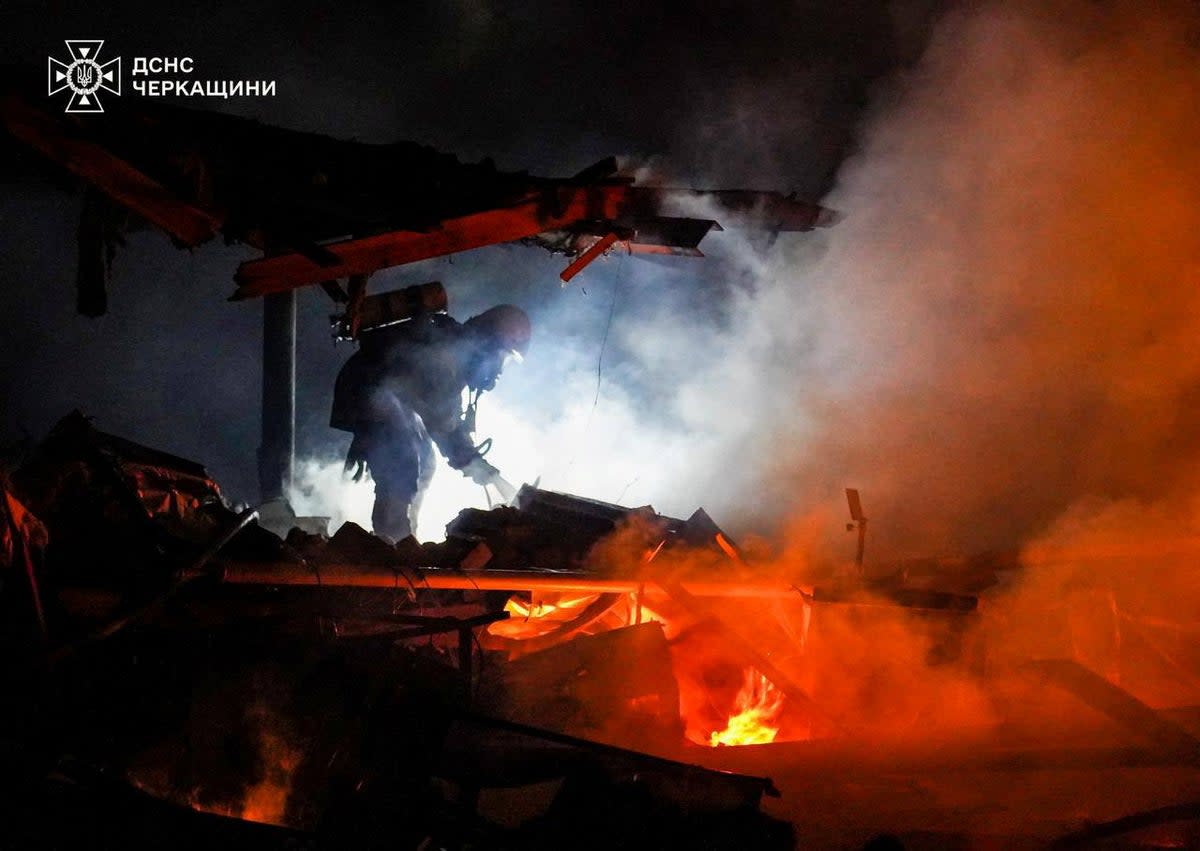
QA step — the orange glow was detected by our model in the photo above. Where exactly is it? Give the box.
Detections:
[238,737,298,824]
[486,587,802,749]
[488,589,675,642]
[181,717,299,826]
[241,718,301,825]
[487,591,605,639]
[708,669,785,747]
[633,601,669,629]
[714,533,740,562]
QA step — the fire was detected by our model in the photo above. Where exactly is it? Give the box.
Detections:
[486,586,797,750]
[708,669,785,747]
[487,591,604,639]
[488,590,671,641]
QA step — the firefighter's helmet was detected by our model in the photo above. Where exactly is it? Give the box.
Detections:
[465,304,532,358]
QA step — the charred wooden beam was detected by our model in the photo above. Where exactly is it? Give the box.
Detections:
[0,95,220,247]
[319,280,349,303]
[441,712,781,809]
[335,609,510,700]
[1051,802,1200,848]
[231,188,635,298]
[559,232,619,283]
[701,738,1200,777]
[1025,658,1200,763]
[231,186,836,299]
[480,622,681,750]
[352,610,510,642]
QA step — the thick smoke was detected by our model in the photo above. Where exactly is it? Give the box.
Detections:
[292,2,1200,751]
[654,2,1200,557]
[668,0,1200,716]
[679,0,1200,562]
[300,0,1200,567]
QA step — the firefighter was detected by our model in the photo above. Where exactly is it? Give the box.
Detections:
[330,304,530,541]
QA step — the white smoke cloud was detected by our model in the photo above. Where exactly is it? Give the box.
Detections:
[296,1,1200,571]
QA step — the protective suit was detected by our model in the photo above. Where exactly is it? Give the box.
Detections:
[330,305,530,541]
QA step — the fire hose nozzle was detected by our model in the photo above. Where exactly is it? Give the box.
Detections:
[491,475,518,505]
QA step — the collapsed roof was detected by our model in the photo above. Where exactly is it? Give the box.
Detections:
[1,88,839,313]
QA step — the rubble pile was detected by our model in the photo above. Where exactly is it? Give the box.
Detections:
[4,414,1199,850]
[0,414,802,849]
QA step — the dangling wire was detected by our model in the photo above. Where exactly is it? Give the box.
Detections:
[593,250,627,411]
[562,248,627,486]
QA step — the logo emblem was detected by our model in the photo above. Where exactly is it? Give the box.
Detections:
[48,40,120,114]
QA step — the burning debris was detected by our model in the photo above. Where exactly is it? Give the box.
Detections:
[708,671,785,748]
[0,415,803,847]
[5,1,1200,849]
[2,415,1200,849]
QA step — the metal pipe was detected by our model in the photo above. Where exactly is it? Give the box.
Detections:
[49,507,261,666]
[209,561,813,599]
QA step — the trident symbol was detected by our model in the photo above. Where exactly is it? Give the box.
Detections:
[48,40,121,114]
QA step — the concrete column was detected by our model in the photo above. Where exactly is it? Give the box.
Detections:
[258,290,296,502]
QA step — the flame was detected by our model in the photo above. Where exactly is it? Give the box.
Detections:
[708,669,785,747]
[485,587,800,750]
[487,589,674,643]
[487,591,605,639]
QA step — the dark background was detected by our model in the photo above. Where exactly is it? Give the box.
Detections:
[0,0,944,507]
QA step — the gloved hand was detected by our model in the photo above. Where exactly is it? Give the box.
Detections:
[461,455,502,486]
[344,434,370,482]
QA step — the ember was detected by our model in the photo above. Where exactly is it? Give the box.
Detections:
[237,717,300,826]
